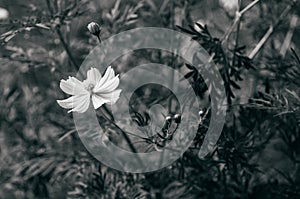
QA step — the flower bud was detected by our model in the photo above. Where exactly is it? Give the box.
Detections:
[173,114,181,124]
[87,22,101,36]
[0,7,9,20]
[165,116,172,122]
[199,108,207,117]
[199,110,204,116]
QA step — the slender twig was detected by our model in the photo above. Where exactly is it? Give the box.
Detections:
[231,1,242,67]
[159,0,170,15]
[248,26,274,59]
[56,27,80,71]
[208,52,215,63]
[97,35,102,44]
[240,0,260,15]
[45,0,79,71]
[168,0,175,114]
[222,0,260,44]
[248,4,294,59]
[280,14,298,57]
[45,0,54,15]
[222,14,240,45]
[98,108,140,156]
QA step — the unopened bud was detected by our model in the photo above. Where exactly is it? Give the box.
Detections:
[166,116,172,122]
[0,7,9,20]
[87,22,101,36]
[199,108,207,117]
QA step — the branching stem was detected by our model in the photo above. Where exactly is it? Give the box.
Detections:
[55,27,80,71]
[222,0,260,44]
[45,0,80,71]
[248,3,294,59]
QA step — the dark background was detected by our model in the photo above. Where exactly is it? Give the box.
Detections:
[0,0,300,198]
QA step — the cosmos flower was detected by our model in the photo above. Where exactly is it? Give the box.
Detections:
[57,66,121,113]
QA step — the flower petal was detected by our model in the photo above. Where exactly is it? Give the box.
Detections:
[57,94,90,113]
[69,96,90,113]
[94,66,116,90]
[60,76,88,95]
[57,96,76,109]
[93,75,119,93]
[92,94,110,109]
[108,89,122,104]
[83,67,102,87]
[96,89,122,105]
[104,66,115,80]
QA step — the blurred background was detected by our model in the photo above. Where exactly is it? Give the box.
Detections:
[0,0,300,198]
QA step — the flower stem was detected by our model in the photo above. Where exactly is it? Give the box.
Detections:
[279,14,298,58]
[222,0,260,45]
[45,0,79,71]
[56,27,80,71]
[97,35,102,44]
[248,3,294,59]
[240,0,260,15]
[98,108,142,158]
[231,5,242,67]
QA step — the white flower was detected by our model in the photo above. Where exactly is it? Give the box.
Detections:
[219,0,239,16]
[57,66,121,113]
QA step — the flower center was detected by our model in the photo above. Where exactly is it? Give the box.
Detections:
[87,84,94,95]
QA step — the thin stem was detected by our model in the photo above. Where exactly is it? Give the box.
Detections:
[98,107,140,155]
[208,52,215,63]
[168,0,175,114]
[240,0,260,15]
[45,0,79,71]
[45,0,54,15]
[231,6,242,67]
[125,131,146,140]
[56,27,80,71]
[222,0,260,44]
[248,26,273,59]
[222,14,240,45]
[280,14,298,57]
[97,35,102,44]
[248,4,293,59]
